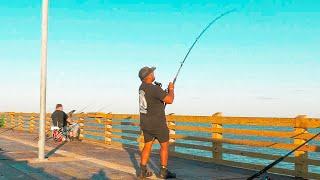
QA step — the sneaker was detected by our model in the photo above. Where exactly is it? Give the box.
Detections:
[159,167,176,179]
[139,166,153,179]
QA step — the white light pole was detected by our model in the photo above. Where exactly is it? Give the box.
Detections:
[39,0,49,160]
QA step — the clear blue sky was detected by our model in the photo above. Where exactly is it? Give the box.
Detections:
[0,0,319,117]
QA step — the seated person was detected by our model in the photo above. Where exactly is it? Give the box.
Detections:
[51,104,69,141]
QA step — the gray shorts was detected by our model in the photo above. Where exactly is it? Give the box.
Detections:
[142,128,169,143]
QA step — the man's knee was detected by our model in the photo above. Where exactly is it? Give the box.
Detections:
[143,141,153,151]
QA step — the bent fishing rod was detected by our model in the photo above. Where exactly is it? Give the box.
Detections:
[247,131,320,180]
[157,9,236,88]
[160,9,236,106]
[171,9,236,85]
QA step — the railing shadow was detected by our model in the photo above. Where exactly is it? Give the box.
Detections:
[120,120,140,176]
[0,149,58,179]
[0,123,23,135]
[119,119,161,177]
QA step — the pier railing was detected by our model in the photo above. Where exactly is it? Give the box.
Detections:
[1,112,320,179]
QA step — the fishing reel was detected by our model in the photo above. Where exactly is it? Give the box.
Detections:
[154,81,170,93]
[154,81,162,87]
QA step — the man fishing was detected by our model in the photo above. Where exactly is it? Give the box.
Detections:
[138,66,176,179]
[51,104,69,141]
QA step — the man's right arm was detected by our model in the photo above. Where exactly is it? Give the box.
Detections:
[163,82,174,104]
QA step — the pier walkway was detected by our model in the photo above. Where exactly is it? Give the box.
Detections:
[0,129,292,180]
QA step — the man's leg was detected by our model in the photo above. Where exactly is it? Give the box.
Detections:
[158,131,176,179]
[141,141,153,166]
[139,131,154,178]
[160,141,169,167]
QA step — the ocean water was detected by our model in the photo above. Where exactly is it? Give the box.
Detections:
[82,118,320,174]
